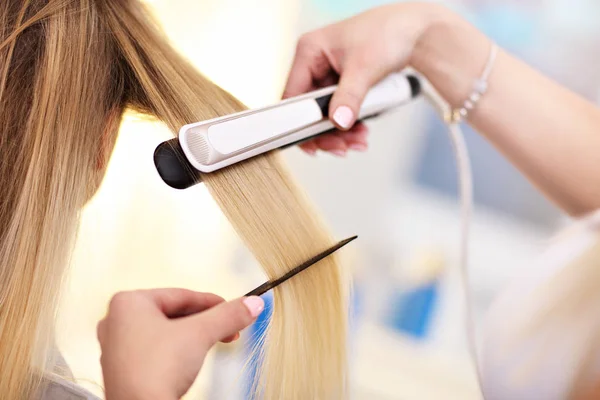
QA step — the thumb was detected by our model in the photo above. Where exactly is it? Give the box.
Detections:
[186,296,265,347]
[329,59,380,131]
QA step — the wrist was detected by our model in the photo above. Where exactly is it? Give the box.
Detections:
[410,7,493,107]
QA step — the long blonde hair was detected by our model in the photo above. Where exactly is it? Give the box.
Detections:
[0,1,348,399]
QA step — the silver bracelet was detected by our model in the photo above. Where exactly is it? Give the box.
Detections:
[446,43,498,124]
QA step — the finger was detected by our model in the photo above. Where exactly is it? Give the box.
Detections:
[331,130,368,152]
[299,141,318,155]
[349,121,369,135]
[97,319,107,345]
[141,289,225,318]
[339,123,369,151]
[283,33,332,98]
[339,122,369,140]
[300,122,370,155]
[329,56,382,130]
[283,59,314,99]
[314,70,339,89]
[345,139,368,152]
[314,134,348,156]
[221,332,240,344]
[185,296,264,346]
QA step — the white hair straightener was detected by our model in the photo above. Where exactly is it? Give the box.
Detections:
[154,72,421,189]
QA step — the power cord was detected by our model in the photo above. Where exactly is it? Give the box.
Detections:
[422,82,482,397]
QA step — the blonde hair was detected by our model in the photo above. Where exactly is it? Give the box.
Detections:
[0,1,348,399]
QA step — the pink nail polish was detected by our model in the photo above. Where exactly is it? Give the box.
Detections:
[331,149,346,157]
[333,106,354,129]
[243,296,264,317]
[349,143,367,152]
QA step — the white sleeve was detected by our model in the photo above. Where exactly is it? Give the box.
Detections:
[479,211,600,400]
[39,375,101,400]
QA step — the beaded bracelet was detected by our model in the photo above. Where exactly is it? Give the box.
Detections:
[446,43,498,124]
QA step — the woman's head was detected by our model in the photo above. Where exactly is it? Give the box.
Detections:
[1,1,124,396]
[0,0,240,397]
[1,2,348,399]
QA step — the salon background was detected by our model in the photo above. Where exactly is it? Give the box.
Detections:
[56,0,600,398]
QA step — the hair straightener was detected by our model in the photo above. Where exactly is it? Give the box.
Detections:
[153,72,421,189]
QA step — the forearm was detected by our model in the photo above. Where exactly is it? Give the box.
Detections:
[412,11,600,216]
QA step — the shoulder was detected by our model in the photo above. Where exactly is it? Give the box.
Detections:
[38,375,102,400]
[479,210,600,400]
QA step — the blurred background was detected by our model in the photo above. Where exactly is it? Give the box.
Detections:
[55,0,600,398]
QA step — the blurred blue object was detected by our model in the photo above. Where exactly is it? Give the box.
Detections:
[244,292,273,397]
[243,289,361,395]
[351,282,363,325]
[309,0,537,52]
[387,280,439,339]
[473,5,537,51]
[411,107,560,227]
[310,0,395,18]
[543,0,600,35]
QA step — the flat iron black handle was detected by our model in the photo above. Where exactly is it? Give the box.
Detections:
[154,139,202,190]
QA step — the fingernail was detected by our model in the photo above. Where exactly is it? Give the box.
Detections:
[331,149,346,157]
[333,106,354,129]
[233,332,240,341]
[349,143,367,152]
[304,148,317,156]
[243,296,264,318]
